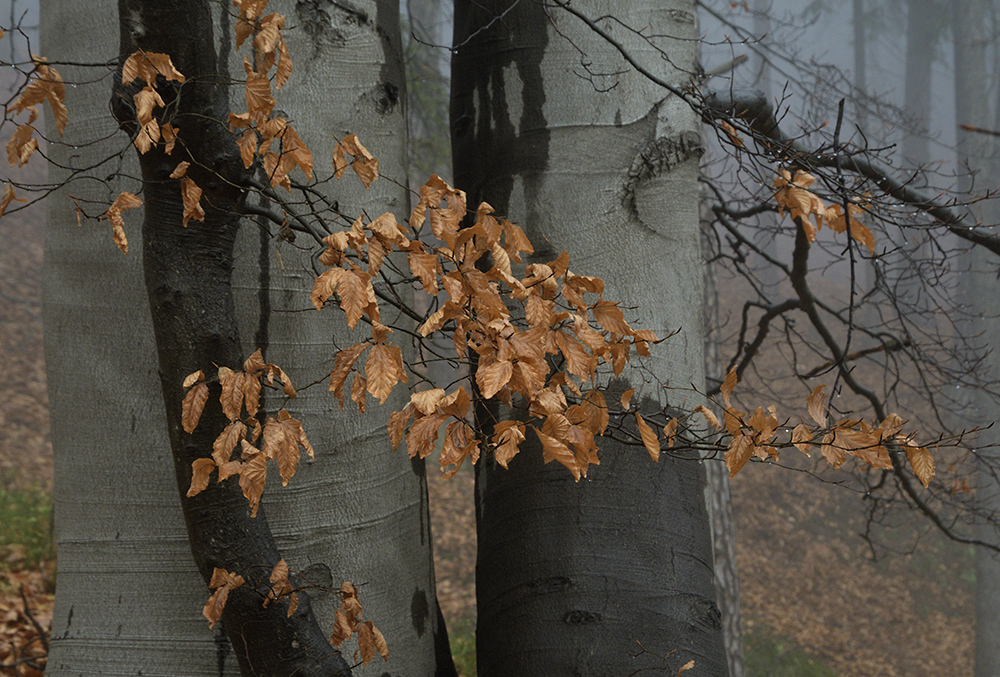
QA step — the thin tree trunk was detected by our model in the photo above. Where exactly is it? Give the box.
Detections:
[853,0,867,130]
[452,1,726,674]
[903,0,935,169]
[895,0,940,319]
[953,2,1000,675]
[703,203,744,677]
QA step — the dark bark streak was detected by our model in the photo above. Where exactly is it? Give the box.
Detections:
[115,2,349,674]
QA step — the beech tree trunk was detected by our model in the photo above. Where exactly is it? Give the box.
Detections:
[43,1,454,674]
[953,2,1000,675]
[452,1,727,674]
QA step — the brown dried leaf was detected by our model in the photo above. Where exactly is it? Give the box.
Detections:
[169,161,189,179]
[371,622,389,662]
[720,368,737,408]
[411,388,447,416]
[182,382,209,433]
[408,250,440,295]
[10,59,68,135]
[806,384,827,426]
[663,417,678,448]
[351,373,367,413]
[476,360,513,400]
[366,343,401,404]
[388,405,414,450]
[620,388,635,411]
[311,267,346,310]
[218,367,243,421]
[213,421,247,466]
[122,51,185,86]
[6,124,37,167]
[694,404,722,430]
[239,445,268,516]
[406,413,448,460]
[329,343,368,408]
[217,460,243,481]
[592,300,632,335]
[186,457,216,497]
[333,134,379,188]
[103,191,143,255]
[726,434,754,477]
[791,423,812,455]
[202,568,243,628]
[905,443,935,488]
[534,427,581,481]
[202,585,229,629]
[338,269,369,329]
[183,370,205,389]
[635,413,660,462]
[180,177,205,227]
[0,183,25,221]
[555,330,592,380]
[161,123,178,154]
[493,420,526,469]
[358,621,376,666]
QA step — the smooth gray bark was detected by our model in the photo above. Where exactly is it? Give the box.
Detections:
[42,2,235,672]
[42,1,453,674]
[452,1,726,674]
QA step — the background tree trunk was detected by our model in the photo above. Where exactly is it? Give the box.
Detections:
[703,207,744,677]
[452,1,727,674]
[953,2,1000,675]
[43,1,454,674]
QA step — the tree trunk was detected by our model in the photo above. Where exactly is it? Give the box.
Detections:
[703,206,744,677]
[895,0,941,319]
[241,3,456,674]
[953,2,1000,675]
[852,0,867,130]
[114,2,349,671]
[43,1,242,671]
[43,1,455,674]
[902,0,936,169]
[452,1,727,674]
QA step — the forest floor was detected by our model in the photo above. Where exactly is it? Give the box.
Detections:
[0,157,977,675]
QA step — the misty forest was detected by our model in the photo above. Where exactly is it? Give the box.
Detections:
[0,0,999,676]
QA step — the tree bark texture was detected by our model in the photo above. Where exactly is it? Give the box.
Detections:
[702,203,744,677]
[117,1,349,674]
[43,0,245,672]
[231,2,456,674]
[953,2,1000,675]
[452,1,727,674]
[43,0,454,674]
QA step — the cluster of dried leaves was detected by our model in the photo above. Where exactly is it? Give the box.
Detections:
[202,563,387,668]
[313,173,663,480]
[182,349,309,518]
[715,368,935,487]
[774,169,875,253]
[2,46,67,220]
[4,51,67,169]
